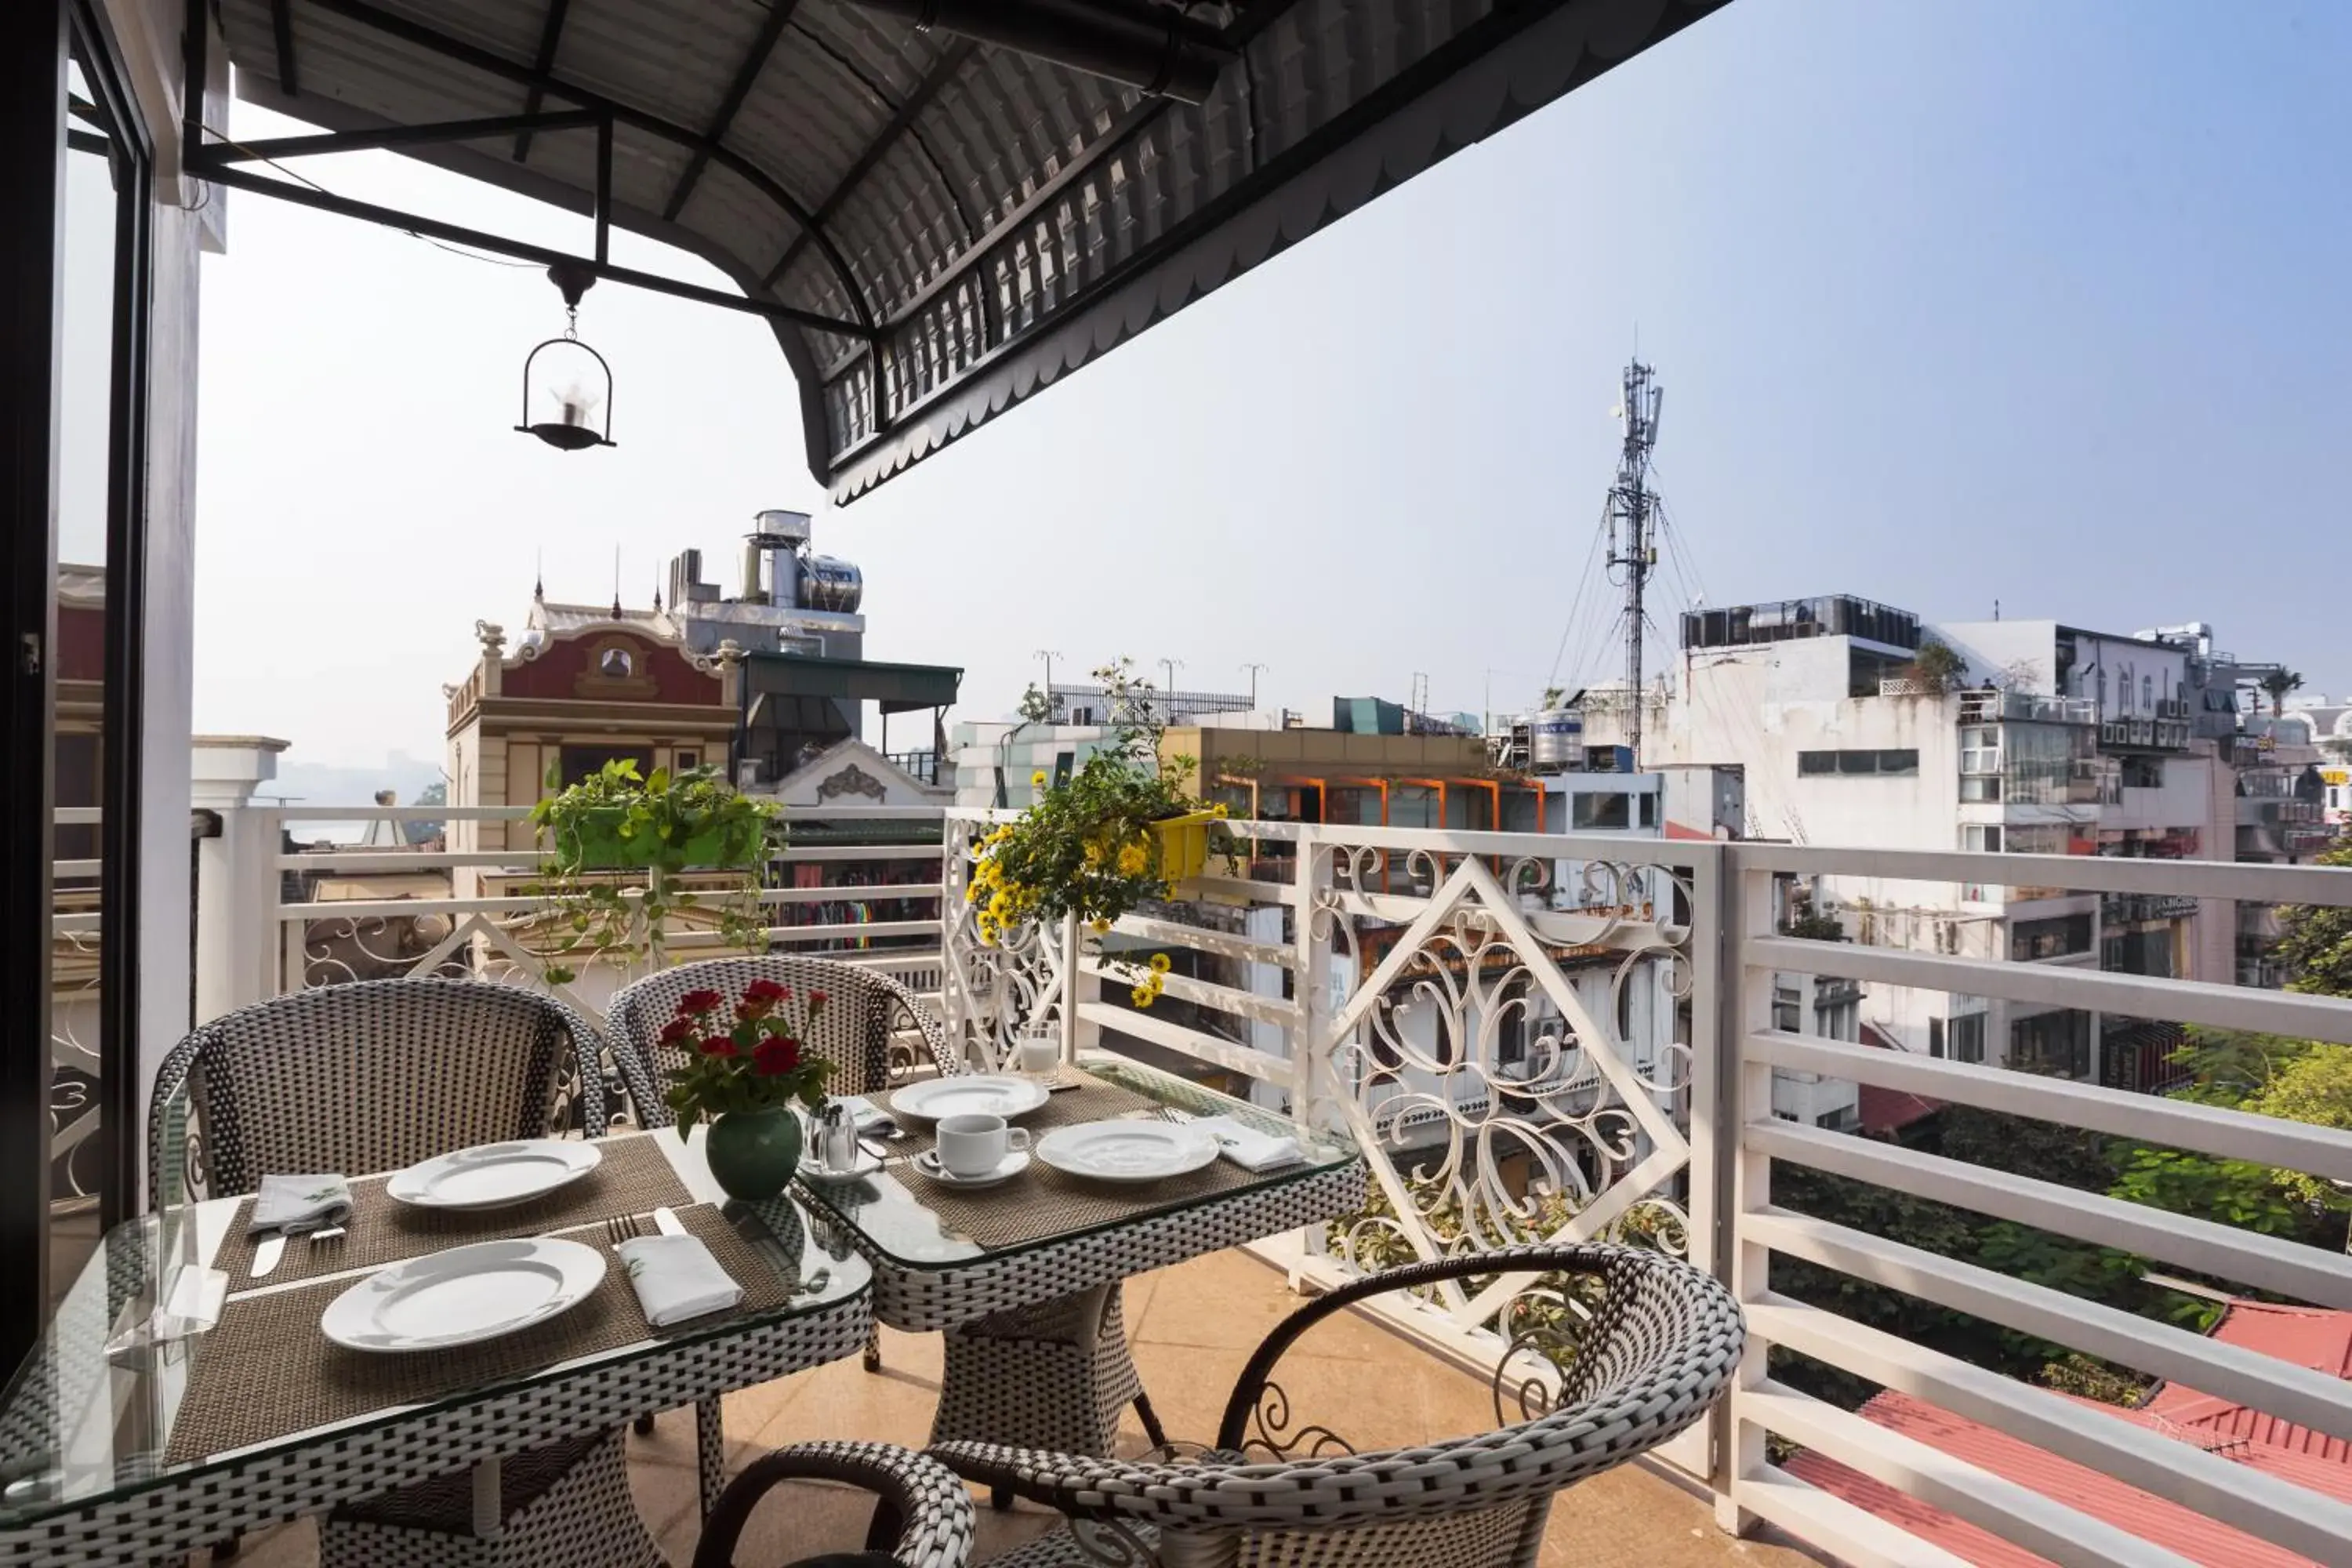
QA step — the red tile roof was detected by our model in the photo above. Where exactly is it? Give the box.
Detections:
[1782,1389,2332,1566]
[2143,1299,2352,1465]
[1857,1021,1943,1136]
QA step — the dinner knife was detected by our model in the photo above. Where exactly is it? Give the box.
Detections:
[249,1233,286,1279]
[652,1207,685,1237]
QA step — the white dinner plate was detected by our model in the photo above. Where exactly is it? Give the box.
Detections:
[320,1237,606,1353]
[385,1139,602,1211]
[887,1076,1049,1124]
[1034,1121,1219,1184]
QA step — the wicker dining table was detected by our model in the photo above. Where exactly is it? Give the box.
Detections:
[792,1054,1366,1462]
[0,1117,872,1568]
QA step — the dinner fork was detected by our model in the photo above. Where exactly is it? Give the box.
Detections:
[604,1213,642,1248]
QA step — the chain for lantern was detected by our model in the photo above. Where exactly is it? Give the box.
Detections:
[516,262,615,451]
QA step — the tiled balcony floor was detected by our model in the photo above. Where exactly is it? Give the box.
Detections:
[234,1247,1815,1566]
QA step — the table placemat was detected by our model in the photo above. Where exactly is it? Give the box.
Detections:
[901,1145,1273,1253]
[166,1203,793,1464]
[209,1134,696,1288]
[878,1073,1157,1162]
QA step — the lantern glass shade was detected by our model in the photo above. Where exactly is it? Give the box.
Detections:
[517,336,615,450]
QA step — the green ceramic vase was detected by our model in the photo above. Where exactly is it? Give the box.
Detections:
[704,1107,801,1202]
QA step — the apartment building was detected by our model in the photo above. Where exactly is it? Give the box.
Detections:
[1577,596,2247,1092]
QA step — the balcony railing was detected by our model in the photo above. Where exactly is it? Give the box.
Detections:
[191,804,2352,1565]
[198,802,950,1026]
[1955,688,2099,725]
[933,811,2352,1566]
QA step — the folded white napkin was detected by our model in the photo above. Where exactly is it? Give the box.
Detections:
[248,1174,353,1234]
[1187,1116,1304,1173]
[615,1234,743,1327]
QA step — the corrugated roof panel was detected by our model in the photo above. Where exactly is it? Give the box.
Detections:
[214,0,1726,497]
[1786,1389,2333,1568]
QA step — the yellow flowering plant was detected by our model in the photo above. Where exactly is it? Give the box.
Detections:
[966,662,1232,1007]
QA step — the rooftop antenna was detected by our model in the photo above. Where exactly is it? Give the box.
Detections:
[534,547,544,601]
[611,545,622,619]
[1605,356,1664,764]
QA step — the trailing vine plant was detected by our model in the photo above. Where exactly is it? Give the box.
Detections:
[527,758,782,985]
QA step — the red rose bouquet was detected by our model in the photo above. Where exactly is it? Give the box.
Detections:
[660,978,833,1138]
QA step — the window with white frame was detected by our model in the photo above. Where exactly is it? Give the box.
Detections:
[1960,726,2002,775]
[1961,823,2003,852]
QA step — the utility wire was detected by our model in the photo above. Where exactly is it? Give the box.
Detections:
[202,123,543,268]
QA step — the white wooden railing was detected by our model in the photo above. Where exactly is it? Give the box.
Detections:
[196,802,948,1022]
[937,808,2352,1566]
[192,798,2352,1563]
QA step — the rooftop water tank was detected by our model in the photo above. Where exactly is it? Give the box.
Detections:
[1529,709,1583,772]
[797,554,863,614]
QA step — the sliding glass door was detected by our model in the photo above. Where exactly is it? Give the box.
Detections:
[0,0,152,1372]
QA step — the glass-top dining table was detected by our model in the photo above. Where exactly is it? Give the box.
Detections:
[792,1054,1366,1461]
[0,1089,870,1568]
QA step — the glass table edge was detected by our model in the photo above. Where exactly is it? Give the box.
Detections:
[0,1196,869,1529]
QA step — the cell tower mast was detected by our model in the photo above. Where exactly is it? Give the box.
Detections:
[1604,358,1664,763]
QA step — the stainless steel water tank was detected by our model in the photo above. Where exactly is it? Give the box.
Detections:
[1529,709,1583,771]
[797,554,864,614]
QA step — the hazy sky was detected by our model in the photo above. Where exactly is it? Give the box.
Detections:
[188,0,2350,771]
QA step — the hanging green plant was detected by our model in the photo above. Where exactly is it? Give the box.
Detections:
[526,758,782,984]
[969,659,1236,1007]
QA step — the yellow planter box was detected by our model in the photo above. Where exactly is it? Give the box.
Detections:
[1152,811,1221,884]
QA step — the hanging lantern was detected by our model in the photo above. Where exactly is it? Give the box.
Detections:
[516,262,615,451]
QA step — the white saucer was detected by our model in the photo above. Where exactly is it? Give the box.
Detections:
[912,1149,1029,1189]
[797,1148,886,1182]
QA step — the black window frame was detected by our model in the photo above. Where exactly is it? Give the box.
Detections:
[1,0,154,1372]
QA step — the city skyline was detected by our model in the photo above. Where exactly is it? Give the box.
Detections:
[185,0,2349,767]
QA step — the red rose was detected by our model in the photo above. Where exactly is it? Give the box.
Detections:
[657,1017,695,1046]
[700,1035,739,1058]
[808,989,828,1007]
[677,989,724,1016]
[751,1036,802,1076]
[735,997,770,1022]
[742,978,786,1004]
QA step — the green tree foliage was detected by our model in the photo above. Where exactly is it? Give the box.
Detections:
[1769,1102,2218,1409]
[1904,638,1968,692]
[2277,838,2352,997]
[403,779,448,846]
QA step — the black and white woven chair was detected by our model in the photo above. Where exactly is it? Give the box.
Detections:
[920,1243,1745,1568]
[690,1441,977,1568]
[147,979,660,1568]
[148,977,608,1198]
[608,954,961,1107]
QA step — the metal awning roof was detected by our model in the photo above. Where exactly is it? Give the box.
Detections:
[206,0,1723,500]
[742,650,962,713]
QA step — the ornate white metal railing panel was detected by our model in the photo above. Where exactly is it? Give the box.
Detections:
[940,808,1717,1364]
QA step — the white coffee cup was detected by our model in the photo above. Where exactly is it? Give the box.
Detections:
[1015,1031,1059,1076]
[935,1112,1031,1178]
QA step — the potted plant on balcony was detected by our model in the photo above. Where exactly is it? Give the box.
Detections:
[528,758,782,985]
[661,979,832,1200]
[967,660,1232,1007]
